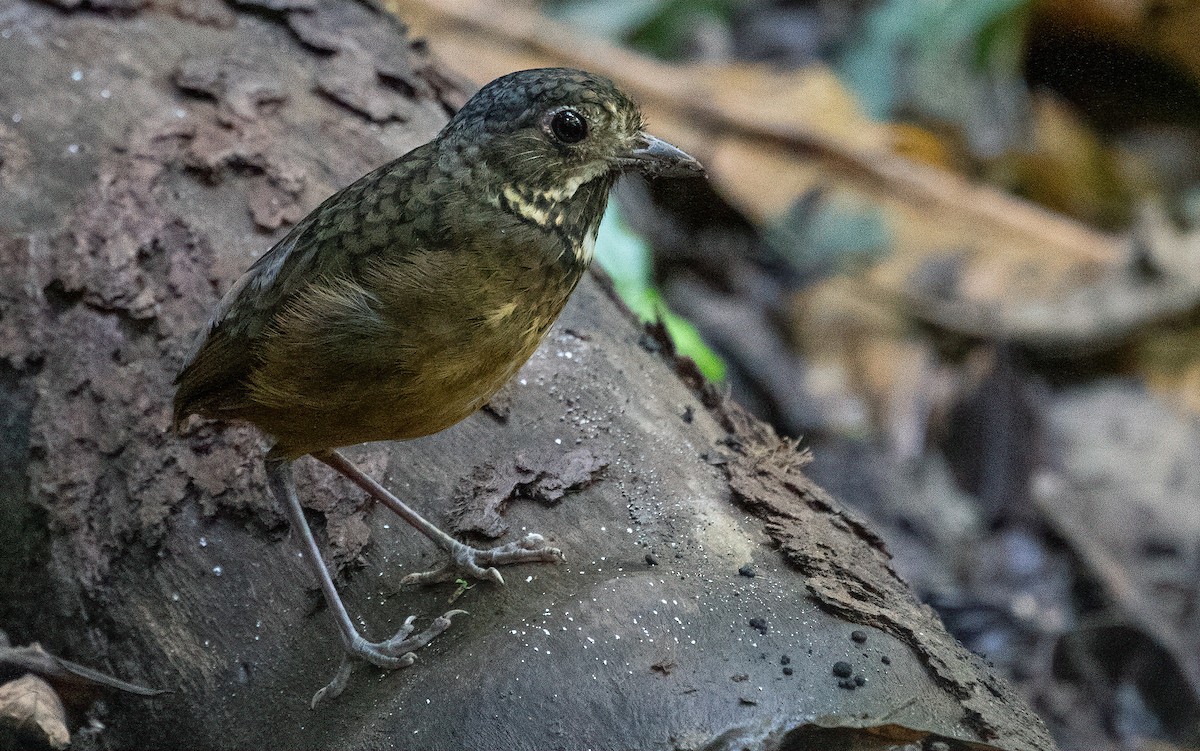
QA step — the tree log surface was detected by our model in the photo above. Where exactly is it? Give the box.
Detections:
[0,2,1054,749]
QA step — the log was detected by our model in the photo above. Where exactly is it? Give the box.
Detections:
[0,2,1055,748]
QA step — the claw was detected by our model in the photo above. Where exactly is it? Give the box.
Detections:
[401,535,564,587]
[400,565,446,586]
[378,615,419,656]
[312,610,464,706]
[393,614,417,639]
[312,658,354,709]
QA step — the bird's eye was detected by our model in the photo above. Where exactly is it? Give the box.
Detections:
[550,109,588,144]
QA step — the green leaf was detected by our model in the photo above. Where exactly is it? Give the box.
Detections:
[593,204,726,382]
[548,0,737,60]
[838,0,1032,154]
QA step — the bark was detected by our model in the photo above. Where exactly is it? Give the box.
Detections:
[0,2,1055,749]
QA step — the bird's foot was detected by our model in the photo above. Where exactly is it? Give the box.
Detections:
[311,609,465,708]
[402,533,565,586]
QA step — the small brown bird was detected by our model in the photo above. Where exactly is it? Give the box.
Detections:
[173,68,703,701]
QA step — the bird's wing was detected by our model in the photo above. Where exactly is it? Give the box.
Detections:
[172,147,438,424]
[171,215,323,424]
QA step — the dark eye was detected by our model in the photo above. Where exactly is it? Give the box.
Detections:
[550,109,588,144]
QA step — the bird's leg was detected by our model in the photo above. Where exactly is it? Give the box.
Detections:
[265,457,463,705]
[313,449,565,586]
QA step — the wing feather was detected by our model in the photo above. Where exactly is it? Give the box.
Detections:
[172,147,438,427]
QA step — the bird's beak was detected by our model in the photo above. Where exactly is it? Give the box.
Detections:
[619,133,705,179]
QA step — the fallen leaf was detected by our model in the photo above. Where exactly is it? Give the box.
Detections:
[0,675,70,751]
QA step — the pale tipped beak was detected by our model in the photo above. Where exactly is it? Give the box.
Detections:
[619,133,705,178]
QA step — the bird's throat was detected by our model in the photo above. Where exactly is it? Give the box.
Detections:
[498,172,614,265]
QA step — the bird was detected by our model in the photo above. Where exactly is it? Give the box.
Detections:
[172,67,704,702]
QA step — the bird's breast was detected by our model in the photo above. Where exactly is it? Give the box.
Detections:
[244,216,593,453]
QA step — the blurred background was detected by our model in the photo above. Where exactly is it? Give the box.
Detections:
[391,1,1200,748]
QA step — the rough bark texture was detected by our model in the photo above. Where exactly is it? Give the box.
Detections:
[0,2,1054,749]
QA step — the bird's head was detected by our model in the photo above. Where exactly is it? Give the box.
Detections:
[440,68,703,206]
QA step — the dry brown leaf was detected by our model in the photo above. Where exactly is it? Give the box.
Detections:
[1010,90,1131,228]
[388,0,1119,264]
[1130,207,1200,412]
[0,674,70,750]
[889,122,963,171]
[1141,338,1200,414]
[386,0,1200,417]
